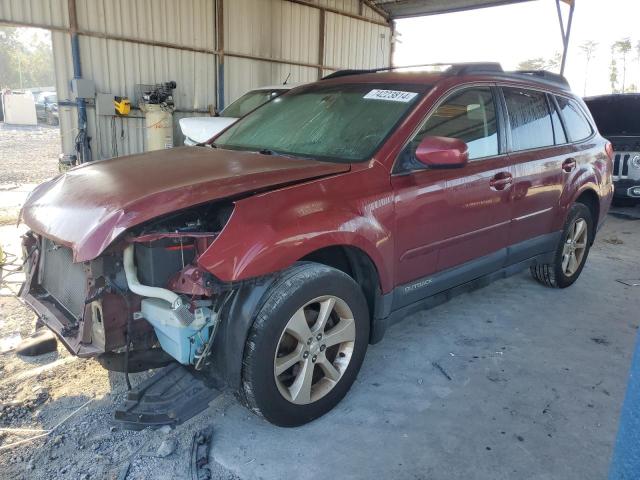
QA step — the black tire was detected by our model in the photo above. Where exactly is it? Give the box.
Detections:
[530,203,593,288]
[240,262,369,427]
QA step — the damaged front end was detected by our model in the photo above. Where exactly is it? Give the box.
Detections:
[20,202,235,370]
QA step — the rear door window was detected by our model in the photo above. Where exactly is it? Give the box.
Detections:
[555,96,593,142]
[503,88,555,151]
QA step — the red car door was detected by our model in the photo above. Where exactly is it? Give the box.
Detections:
[501,87,568,251]
[391,86,512,303]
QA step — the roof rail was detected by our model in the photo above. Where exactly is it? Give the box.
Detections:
[322,62,503,80]
[321,64,571,91]
[444,62,503,75]
[512,70,570,89]
[322,68,379,80]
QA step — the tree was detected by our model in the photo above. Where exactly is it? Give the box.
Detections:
[518,58,546,71]
[0,28,20,88]
[0,27,54,89]
[613,38,632,92]
[517,53,562,72]
[610,45,619,93]
[579,40,598,96]
[546,52,562,72]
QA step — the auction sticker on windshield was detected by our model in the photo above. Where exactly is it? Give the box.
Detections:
[364,89,418,102]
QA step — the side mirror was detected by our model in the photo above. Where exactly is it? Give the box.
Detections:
[415,136,469,169]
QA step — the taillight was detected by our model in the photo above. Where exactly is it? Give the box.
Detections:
[605,142,614,160]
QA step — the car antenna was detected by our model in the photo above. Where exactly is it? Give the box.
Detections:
[283,72,291,85]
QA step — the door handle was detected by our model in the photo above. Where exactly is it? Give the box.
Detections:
[562,158,577,173]
[489,172,513,190]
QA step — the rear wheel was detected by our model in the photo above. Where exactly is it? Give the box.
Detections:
[240,263,369,427]
[530,203,593,288]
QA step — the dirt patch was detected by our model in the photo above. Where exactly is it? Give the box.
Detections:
[0,124,61,185]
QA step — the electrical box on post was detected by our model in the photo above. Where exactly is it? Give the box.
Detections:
[96,93,116,115]
[70,78,96,99]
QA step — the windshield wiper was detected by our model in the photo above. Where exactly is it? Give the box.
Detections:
[258,148,295,158]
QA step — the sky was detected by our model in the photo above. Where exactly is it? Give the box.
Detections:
[393,0,640,97]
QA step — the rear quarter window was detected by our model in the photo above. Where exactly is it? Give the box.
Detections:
[556,96,593,142]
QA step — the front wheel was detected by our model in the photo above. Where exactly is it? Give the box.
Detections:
[530,203,593,288]
[240,263,369,427]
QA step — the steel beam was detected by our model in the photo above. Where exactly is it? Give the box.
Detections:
[556,0,575,75]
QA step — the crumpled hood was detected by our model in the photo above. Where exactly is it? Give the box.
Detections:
[179,116,238,144]
[22,146,349,261]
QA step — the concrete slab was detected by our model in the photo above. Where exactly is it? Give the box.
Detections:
[203,216,640,480]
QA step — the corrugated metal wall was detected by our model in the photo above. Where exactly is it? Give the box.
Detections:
[0,0,68,28]
[324,11,390,69]
[0,0,391,160]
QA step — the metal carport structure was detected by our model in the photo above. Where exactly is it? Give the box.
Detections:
[0,0,575,162]
[371,0,575,75]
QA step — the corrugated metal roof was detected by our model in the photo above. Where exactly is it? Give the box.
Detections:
[371,0,534,18]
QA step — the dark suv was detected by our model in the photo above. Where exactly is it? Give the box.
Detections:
[585,94,640,205]
[20,63,613,426]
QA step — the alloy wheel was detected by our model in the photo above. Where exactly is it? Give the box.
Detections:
[273,295,356,405]
[562,218,588,276]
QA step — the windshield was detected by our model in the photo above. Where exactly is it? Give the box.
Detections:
[221,89,287,118]
[214,83,424,162]
[586,96,640,136]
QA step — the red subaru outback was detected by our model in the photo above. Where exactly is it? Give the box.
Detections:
[20,63,613,426]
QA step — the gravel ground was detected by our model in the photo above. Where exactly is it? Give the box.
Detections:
[0,124,61,225]
[0,124,61,185]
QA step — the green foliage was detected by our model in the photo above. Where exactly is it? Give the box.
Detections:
[612,37,633,92]
[579,41,598,95]
[517,53,562,72]
[0,27,55,89]
[579,41,598,61]
[610,53,618,93]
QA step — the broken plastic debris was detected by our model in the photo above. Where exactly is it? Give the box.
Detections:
[617,279,640,287]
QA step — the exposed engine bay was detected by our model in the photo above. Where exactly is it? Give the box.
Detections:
[20,202,235,372]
